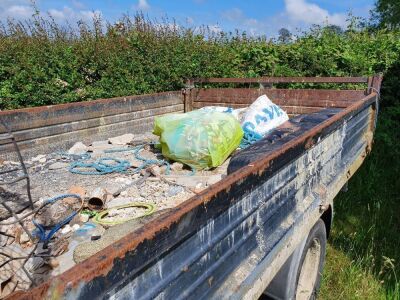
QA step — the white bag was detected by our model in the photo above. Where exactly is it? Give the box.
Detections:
[200,106,248,122]
[241,95,288,135]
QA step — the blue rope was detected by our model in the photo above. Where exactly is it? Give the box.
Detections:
[32,194,82,243]
[69,157,130,175]
[67,144,170,175]
[132,146,171,175]
[239,128,263,149]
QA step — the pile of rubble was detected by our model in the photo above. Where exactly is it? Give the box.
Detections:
[0,133,228,297]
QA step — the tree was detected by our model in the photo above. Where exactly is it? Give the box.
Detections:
[373,0,400,29]
[325,25,344,35]
[278,28,291,43]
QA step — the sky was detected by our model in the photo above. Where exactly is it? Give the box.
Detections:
[0,0,375,36]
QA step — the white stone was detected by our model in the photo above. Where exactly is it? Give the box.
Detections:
[171,162,184,172]
[68,142,88,155]
[32,154,46,162]
[80,214,89,223]
[108,134,135,145]
[72,224,80,231]
[115,177,133,185]
[19,232,30,244]
[61,225,72,234]
[48,162,69,170]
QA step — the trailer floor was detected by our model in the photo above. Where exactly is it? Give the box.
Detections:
[0,134,229,297]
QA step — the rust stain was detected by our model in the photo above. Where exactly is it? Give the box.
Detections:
[305,137,315,149]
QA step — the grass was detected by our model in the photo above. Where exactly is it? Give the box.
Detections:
[320,245,385,299]
[319,110,400,299]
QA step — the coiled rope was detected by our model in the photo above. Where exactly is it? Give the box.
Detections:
[93,202,156,226]
[32,194,83,243]
[69,157,131,175]
[239,127,263,149]
[68,144,170,175]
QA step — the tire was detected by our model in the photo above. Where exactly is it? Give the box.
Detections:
[263,219,327,300]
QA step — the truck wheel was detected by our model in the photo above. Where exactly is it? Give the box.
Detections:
[263,219,327,300]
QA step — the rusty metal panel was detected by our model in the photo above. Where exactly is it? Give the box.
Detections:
[191,88,365,108]
[12,89,378,299]
[192,77,369,84]
[0,91,183,133]
[0,92,184,160]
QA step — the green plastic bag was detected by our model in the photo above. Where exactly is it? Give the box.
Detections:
[154,110,244,170]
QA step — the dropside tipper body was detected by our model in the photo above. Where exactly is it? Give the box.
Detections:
[6,76,381,299]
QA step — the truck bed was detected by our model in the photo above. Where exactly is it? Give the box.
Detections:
[0,76,381,299]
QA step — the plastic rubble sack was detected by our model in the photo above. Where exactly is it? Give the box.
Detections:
[199,106,248,123]
[153,110,244,170]
[241,94,289,136]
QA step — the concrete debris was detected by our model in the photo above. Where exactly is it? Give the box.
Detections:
[129,133,159,146]
[61,225,72,235]
[162,174,223,188]
[68,142,88,155]
[170,162,184,172]
[106,197,143,208]
[138,149,157,161]
[19,232,30,244]
[48,258,60,269]
[32,154,46,163]
[89,141,112,152]
[50,237,69,257]
[0,244,31,296]
[73,210,169,264]
[48,162,69,170]
[68,185,86,199]
[147,177,160,182]
[108,134,135,145]
[101,179,133,197]
[80,214,89,223]
[149,165,161,177]
[4,160,19,166]
[0,275,18,298]
[35,199,79,227]
[0,133,231,294]
[167,186,184,197]
[114,177,133,185]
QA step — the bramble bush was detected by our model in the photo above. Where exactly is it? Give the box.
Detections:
[0,14,399,110]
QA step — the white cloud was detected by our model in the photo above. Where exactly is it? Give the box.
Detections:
[220,2,349,37]
[208,24,222,34]
[221,8,262,36]
[136,0,150,11]
[0,1,33,20]
[48,6,102,23]
[0,1,101,24]
[284,0,347,26]
[6,5,33,18]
